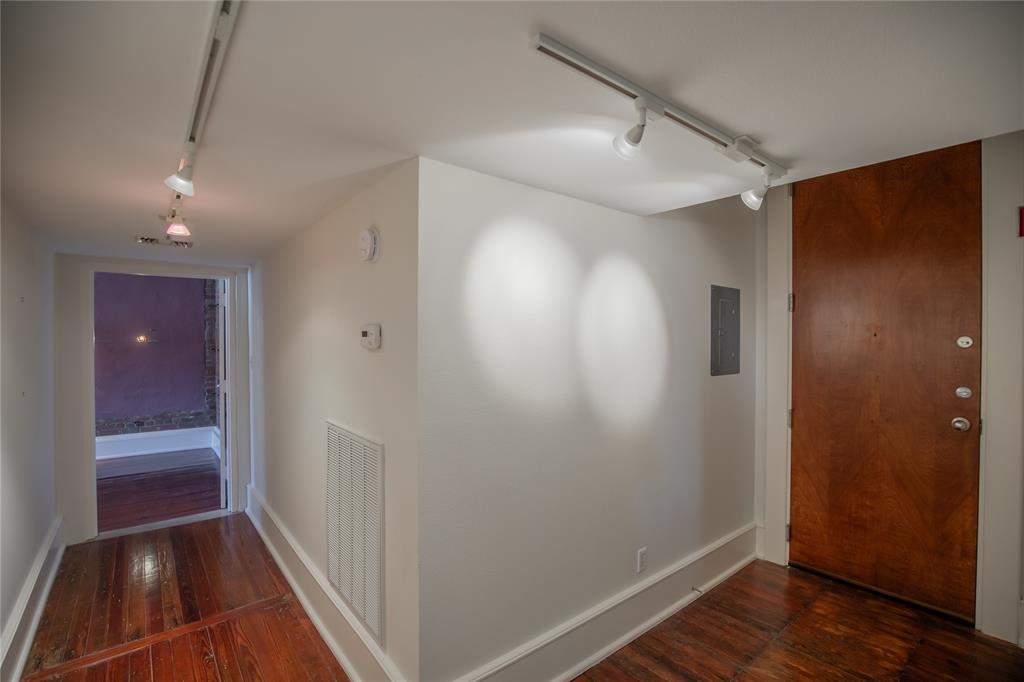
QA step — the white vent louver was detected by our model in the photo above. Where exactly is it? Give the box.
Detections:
[326,420,384,642]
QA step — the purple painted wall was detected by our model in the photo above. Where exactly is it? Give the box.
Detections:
[94,273,209,423]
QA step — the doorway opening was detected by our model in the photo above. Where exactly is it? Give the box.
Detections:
[93,272,228,532]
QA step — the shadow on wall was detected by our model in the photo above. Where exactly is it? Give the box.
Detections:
[462,220,668,433]
[93,273,219,436]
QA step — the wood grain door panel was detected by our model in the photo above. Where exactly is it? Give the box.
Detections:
[790,141,981,619]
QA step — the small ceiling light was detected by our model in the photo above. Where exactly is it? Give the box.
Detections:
[165,220,191,238]
[741,170,776,211]
[164,142,197,196]
[613,98,648,160]
[159,196,191,238]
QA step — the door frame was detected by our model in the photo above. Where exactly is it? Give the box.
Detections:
[55,255,252,542]
[755,132,1024,645]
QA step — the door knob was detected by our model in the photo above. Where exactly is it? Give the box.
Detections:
[951,417,971,432]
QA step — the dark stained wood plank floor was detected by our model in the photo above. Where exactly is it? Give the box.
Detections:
[96,461,221,532]
[22,514,347,681]
[575,560,1024,681]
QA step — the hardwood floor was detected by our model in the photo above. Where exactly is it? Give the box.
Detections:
[96,458,221,532]
[25,531,1024,682]
[575,560,1024,681]
[22,514,347,681]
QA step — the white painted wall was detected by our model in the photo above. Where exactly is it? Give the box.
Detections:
[256,159,420,680]
[417,159,758,680]
[1,206,57,661]
[978,130,1024,644]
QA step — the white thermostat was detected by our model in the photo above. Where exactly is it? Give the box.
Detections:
[359,227,380,262]
[360,323,382,350]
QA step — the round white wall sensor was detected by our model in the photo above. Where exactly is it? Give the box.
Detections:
[358,227,380,262]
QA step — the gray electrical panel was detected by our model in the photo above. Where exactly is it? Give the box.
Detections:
[711,285,740,375]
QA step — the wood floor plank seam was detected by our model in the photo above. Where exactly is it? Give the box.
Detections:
[22,595,290,680]
[723,574,823,681]
[23,515,347,681]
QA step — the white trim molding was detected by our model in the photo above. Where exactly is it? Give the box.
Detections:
[55,255,251,544]
[95,426,221,460]
[759,185,793,566]
[463,523,757,682]
[245,485,402,682]
[0,516,65,682]
[976,131,1024,644]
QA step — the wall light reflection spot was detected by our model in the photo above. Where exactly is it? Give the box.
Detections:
[463,221,583,411]
[578,255,668,432]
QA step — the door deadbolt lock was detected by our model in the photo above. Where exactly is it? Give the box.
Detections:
[951,417,971,432]
[955,386,973,399]
[956,336,974,349]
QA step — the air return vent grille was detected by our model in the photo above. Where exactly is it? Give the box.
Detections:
[326,420,384,642]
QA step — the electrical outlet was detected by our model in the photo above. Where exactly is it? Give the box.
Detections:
[636,547,648,574]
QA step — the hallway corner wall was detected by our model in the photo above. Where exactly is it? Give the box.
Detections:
[253,158,420,681]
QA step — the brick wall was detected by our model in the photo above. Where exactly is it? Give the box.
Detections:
[95,408,217,436]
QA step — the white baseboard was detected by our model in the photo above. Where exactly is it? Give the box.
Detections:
[0,516,65,682]
[461,523,757,682]
[246,487,756,682]
[246,485,402,682]
[95,426,221,459]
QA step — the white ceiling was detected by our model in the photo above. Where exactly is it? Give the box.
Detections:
[3,2,1022,263]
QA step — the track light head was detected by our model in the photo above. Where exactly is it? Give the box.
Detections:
[165,220,191,238]
[164,166,194,197]
[164,142,197,196]
[613,124,645,160]
[613,98,648,160]
[741,187,766,211]
[741,169,776,211]
[159,197,191,238]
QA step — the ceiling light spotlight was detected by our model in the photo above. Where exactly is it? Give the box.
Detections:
[741,170,776,211]
[164,142,197,196]
[612,98,648,160]
[165,220,191,238]
[159,197,191,238]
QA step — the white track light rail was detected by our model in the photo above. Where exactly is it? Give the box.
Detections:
[533,33,787,178]
[163,0,240,197]
[183,0,239,149]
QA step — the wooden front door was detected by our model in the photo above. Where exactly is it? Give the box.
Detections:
[790,141,982,619]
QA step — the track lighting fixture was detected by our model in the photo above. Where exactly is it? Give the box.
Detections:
[613,98,648,160]
[159,194,191,238]
[164,142,197,197]
[741,170,775,211]
[533,33,789,186]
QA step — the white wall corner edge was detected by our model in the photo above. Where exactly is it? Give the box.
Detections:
[460,523,757,682]
[0,515,65,682]
[245,485,402,682]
